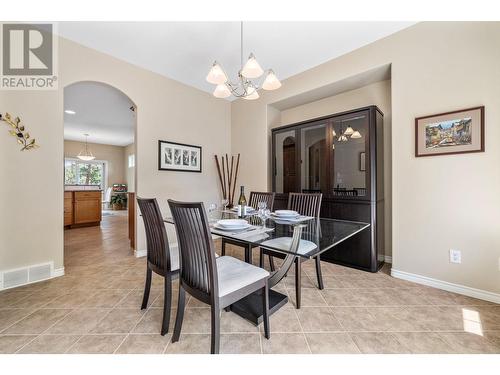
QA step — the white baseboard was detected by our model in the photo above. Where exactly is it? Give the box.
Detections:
[391,268,500,304]
[53,267,65,277]
[377,255,392,264]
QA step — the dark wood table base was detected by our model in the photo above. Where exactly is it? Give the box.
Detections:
[229,288,288,325]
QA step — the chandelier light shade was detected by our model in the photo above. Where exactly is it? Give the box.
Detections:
[213,83,231,98]
[206,62,228,85]
[241,53,264,79]
[262,70,282,91]
[344,126,354,136]
[77,134,95,161]
[351,130,362,139]
[242,85,260,100]
[207,22,281,100]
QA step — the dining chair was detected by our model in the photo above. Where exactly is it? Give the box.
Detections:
[260,192,323,309]
[136,197,179,336]
[220,191,275,263]
[168,199,270,354]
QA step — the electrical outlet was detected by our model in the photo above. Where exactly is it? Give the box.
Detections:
[450,249,461,264]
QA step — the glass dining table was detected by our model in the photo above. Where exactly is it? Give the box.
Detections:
[164,210,370,325]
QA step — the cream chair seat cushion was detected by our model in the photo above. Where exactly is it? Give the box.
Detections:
[216,256,269,297]
[260,237,317,255]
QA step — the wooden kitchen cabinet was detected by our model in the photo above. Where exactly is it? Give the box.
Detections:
[64,190,102,228]
[64,192,73,226]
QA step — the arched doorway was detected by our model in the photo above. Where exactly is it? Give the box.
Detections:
[62,81,137,268]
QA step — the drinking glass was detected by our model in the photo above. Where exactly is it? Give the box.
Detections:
[259,208,271,229]
[208,203,218,222]
[221,198,229,212]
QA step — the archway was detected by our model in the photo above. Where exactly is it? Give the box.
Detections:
[62,81,137,268]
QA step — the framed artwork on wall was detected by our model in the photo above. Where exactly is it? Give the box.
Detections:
[415,106,484,157]
[158,140,202,172]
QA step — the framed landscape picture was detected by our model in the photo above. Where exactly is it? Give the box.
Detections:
[415,106,484,157]
[158,140,202,172]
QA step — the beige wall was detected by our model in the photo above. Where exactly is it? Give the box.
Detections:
[0,33,231,275]
[276,80,392,257]
[64,140,126,188]
[124,143,136,192]
[232,22,500,295]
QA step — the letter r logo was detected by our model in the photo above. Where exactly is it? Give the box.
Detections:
[2,24,53,76]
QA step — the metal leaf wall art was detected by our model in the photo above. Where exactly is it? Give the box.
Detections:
[0,112,39,151]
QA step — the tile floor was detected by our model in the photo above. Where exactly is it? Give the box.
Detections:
[1,212,499,354]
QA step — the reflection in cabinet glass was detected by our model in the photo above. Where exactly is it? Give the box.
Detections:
[271,106,384,272]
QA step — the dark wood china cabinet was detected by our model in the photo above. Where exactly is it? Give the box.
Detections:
[271,106,384,272]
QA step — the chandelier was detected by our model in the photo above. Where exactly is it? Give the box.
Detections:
[77,134,95,161]
[206,22,281,100]
[332,122,362,149]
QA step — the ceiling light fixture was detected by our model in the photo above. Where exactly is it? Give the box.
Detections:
[65,109,76,115]
[77,134,95,161]
[206,22,281,100]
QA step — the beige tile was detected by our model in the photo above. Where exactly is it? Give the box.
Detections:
[221,310,259,333]
[321,289,368,306]
[44,289,98,308]
[484,331,500,346]
[19,334,81,354]
[132,308,176,334]
[47,308,111,334]
[261,333,310,354]
[4,308,71,334]
[296,307,344,332]
[0,335,36,353]
[438,332,500,353]
[350,332,410,354]
[0,308,35,332]
[391,332,455,354]
[10,289,66,308]
[116,333,171,354]
[82,289,130,308]
[165,334,211,354]
[305,333,360,354]
[91,308,145,333]
[319,276,346,289]
[0,291,33,307]
[67,334,127,354]
[116,290,160,308]
[289,288,328,308]
[178,308,212,333]
[259,306,302,333]
[220,333,261,354]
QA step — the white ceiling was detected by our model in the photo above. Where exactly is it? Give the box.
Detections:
[64,81,135,146]
[58,22,415,97]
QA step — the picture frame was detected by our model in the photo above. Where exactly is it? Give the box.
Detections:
[158,140,202,172]
[359,151,366,171]
[415,106,484,157]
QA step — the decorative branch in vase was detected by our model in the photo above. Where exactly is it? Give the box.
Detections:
[0,112,39,151]
[215,153,240,208]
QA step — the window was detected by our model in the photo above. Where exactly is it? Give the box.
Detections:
[64,159,106,190]
[128,154,135,168]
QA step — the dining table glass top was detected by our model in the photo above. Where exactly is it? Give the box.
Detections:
[164,209,370,259]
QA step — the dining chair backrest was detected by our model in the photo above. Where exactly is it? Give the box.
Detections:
[168,200,218,301]
[137,197,173,273]
[249,191,275,211]
[288,192,322,218]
